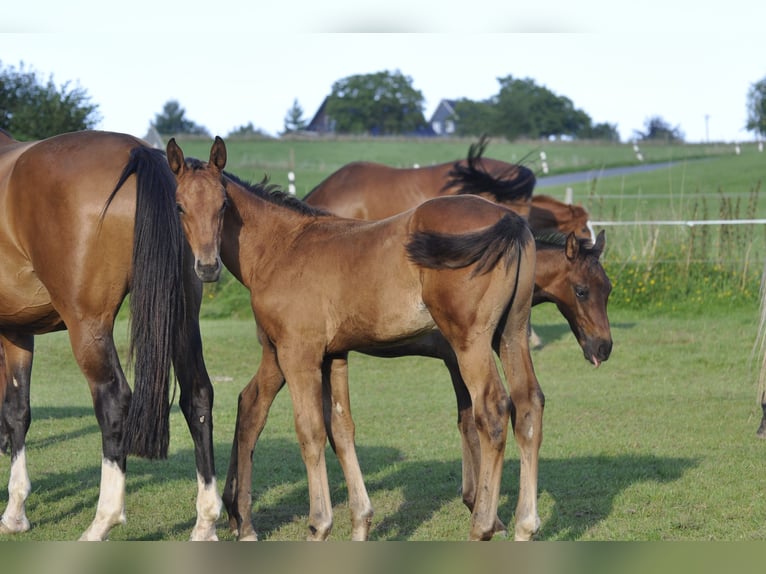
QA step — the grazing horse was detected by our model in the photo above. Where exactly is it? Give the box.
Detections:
[304,135,594,242]
[0,130,222,541]
[170,138,540,541]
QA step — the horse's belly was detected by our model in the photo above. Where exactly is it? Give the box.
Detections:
[330,293,434,350]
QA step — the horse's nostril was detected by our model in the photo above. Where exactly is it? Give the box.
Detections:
[195,259,221,282]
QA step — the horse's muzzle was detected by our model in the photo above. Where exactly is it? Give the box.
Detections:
[195,258,222,283]
[583,338,612,368]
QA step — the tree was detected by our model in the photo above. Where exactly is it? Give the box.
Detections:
[453,98,500,137]
[633,116,684,143]
[493,75,593,140]
[152,100,209,136]
[0,61,101,140]
[325,70,426,135]
[746,77,766,138]
[579,121,621,142]
[227,122,270,138]
[283,99,308,133]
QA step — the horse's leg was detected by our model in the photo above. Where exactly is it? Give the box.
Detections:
[66,323,132,541]
[0,333,33,534]
[222,333,285,541]
[321,355,373,540]
[494,281,544,541]
[281,351,333,541]
[757,401,766,439]
[448,339,509,541]
[442,346,508,537]
[173,261,220,541]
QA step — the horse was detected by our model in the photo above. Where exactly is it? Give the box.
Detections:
[170,137,540,541]
[174,138,613,542]
[0,130,223,541]
[304,139,595,349]
[303,135,594,242]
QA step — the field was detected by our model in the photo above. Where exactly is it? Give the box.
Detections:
[1,137,765,542]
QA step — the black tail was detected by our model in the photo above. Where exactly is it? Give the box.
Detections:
[104,146,184,459]
[406,213,531,277]
[445,134,536,202]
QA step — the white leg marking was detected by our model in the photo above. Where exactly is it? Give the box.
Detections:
[190,472,221,541]
[0,447,31,533]
[78,459,126,541]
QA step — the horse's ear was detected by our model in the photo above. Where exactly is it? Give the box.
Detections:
[593,230,606,257]
[565,232,579,261]
[210,136,227,172]
[166,138,185,176]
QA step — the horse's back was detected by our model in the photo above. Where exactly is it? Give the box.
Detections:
[307,161,451,219]
[410,194,526,236]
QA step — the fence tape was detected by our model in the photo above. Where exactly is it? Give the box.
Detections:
[590,219,766,227]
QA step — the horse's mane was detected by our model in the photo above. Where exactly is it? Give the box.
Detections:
[184,157,331,217]
[534,230,599,257]
[445,134,536,202]
[225,170,332,217]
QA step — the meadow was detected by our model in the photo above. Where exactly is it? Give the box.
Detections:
[1,136,765,542]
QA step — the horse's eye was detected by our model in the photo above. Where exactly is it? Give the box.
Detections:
[176,204,185,215]
[575,286,588,299]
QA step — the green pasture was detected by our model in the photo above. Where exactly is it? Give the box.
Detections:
[1,305,764,541]
[2,137,766,541]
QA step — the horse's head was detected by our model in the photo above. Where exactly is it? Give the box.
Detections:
[537,230,612,367]
[167,136,228,283]
[529,196,595,243]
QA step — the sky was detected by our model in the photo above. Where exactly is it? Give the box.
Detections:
[2,1,765,144]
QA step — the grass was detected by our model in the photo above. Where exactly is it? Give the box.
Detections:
[2,303,765,541]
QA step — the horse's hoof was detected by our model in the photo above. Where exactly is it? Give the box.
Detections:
[0,515,30,534]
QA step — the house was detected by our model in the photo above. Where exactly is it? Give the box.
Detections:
[429,99,458,136]
[306,97,336,134]
[304,96,441,136]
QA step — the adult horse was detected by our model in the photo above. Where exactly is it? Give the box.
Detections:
[303,135,594,242]
[173,138,612,542]
[0,130,222,541]
[170,138,540,542]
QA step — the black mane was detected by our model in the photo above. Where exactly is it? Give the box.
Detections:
[184,157,331,217]
[534,230,599,257]
[445,134,536,202]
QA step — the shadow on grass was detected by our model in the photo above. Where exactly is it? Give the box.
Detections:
[532,321,637,350]
[4,421,694,541]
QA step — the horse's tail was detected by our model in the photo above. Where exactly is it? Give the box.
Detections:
[445,134,536,203]
[406,213,532,277]
[104,145,184,460]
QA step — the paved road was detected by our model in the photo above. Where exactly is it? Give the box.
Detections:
[536,161,679,189]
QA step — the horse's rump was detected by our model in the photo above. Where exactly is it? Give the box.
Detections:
[407,212,530,277]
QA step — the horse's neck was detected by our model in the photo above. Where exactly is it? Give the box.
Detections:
[222,182,308,286]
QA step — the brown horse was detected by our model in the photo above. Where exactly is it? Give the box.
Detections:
[303,136,594,241]
[0,130,223,540]
[171,138,540,541]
